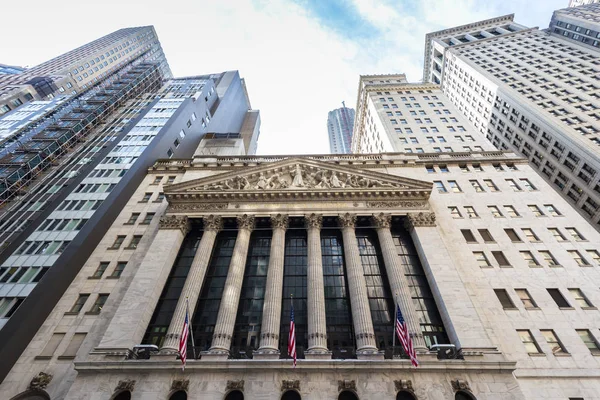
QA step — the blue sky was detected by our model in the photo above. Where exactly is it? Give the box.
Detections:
[1,0,567,155]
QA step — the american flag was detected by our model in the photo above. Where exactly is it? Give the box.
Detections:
[288,304,297,368]
[395,304,418,367]
[179,308,189,371]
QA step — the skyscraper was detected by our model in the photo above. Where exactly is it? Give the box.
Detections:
[423,4,600,228]
[327,103,355,154]
[569,0,600,7]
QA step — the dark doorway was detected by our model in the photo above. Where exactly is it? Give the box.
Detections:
[456,391,475,400]
[113,392,131,400]
[170,390,188,400]
[225,390,244,400]
[281,390,302,400]
[338,391,359,400]
[397,391,417,400]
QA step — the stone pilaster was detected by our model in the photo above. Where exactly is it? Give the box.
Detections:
[161,215,223,353]
[372,213,427,353]
[338,213,380,359]
[255,214,288,359]
[204,215,255,359]
[304,213,331,359]
[96,216,190,352]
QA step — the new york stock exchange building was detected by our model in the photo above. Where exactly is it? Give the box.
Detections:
[5,148,600,400]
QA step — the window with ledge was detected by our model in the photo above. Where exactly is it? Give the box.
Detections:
[68,294,90,314]
[520,178,537,191]
[515,289,537,308]
[548,228,567,241]
[505,228,521,242]
[494,289,516,309]
[517,330,542,354]
[565,227,585,241]
[126,235,142,249]
[504,205,520,217]
[91,262,109,279]
[125,213,139,225]
[492,251,511,267]
[59,333,86,359]
[587,250,600,265]
[167,176,176,184]
[461,229,477,243]
[488,206,503,218]
[544,204,561,216]
[464,206,478,218]
[569,288,593,308]
[577,330,600,354]
[540,330,568,355]
[448,181,462,192]
[109,262,127,278]
[37,333,65,359]
[470,180,484,192]
[522,228,539,242]
[478,229,494,242]
[448,206,462,218]
[568,250,590,266]
[155,192,165,202]
[539,251,559,267]
[109,236,126,250]
[483,179,499,191]
[434,181,447,193]
[88,294,108,314]
[528,205,544,217]
[520,251,540,267]
[474,251,491,267]
[506,179,522,191]
[547,289,570,308]
[141,213,155,224]
[152,176,163,185]
[140,192,152,202]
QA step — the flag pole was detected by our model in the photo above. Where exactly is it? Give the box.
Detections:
[392,294,397,357]
[186,297,197,360]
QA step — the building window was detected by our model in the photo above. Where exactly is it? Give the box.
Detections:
[506,179,522,191]
[152,176,163,185]
[547,289,570,308]
[548,228,567,241]
[515,289,537,308]
[504,228,521,242]
[141,192,152,202]
[448,181,462,192]
[109,262,127,278]
[517,330,542,354]
[488,206,503,218]
[568,250,590,266]
[478,229,494,242]
[433,181,447,193]
[504,205,520,217]
[155,192,165,202]
[448,206,462,218]
[587,250,600,265]
[37,333,65,359]
[464,206,478,218]
[565,227,585,241]
[91,262,109,279]
[539,251,559,267]
[492,251,511,267]
[125,213,140,225]
[59,333,86,359]
[569,288,593,308]
[520,178,537,191]
[528,205,544,217]
[461,229,477,243]
[483,179,499,191]
[126,235,142,249]
[167,176,176,184]
[577,330,600,354]
[520,251,540,268]
[474,251,491,268]
[88,294,109,314]
[540,330,568,355]
[544,204,561,216]
[522,228,539,242]
[109,236,126,250]
[141,213,155,224]
[68,294,90,314]
[470,180,485,192]
[494,289,516,309]
[426,166,436,173]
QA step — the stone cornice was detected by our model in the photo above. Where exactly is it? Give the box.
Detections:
[158,215,190,234]
[404,212,437,229]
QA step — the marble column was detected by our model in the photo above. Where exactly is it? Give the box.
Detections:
[254,214,288,359]
[96,215,190,353]
[204,215,255,359]
[338,213,380,359]
[161,215,223,353]
[305,213,331,359]
[372,213,427,353]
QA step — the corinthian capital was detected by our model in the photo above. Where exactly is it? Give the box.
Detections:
[371,213,392,229]
[159,215,191,234]
[236,214,255,231]
[270,214,289,230]
[337,213,357,228]
[404,212,436,230]
[304,213,322,229]
[203,215,223,232]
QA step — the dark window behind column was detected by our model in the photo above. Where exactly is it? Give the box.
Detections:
[191,230,237,352]
[392,221,448,347]
[279,220,307,359]
[355,226,395,351]
[231,228,271,358]
[321,222,355,359]
[142,224,202,347]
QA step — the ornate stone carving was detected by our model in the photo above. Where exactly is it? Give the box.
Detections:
[115,379,136,392]
[282,380,301,391]
[309,332,327,339]
[226,380,244,391]
[236,214,255,230]
[168,203,228,212]
[404,212,436,229]
[338,380,357,392]
[366,201,427,209]
[159,215,190,233]
[394,380,414,392]
[261,332,279,341]
[372,213,391,229]
[270,214,289,230]
[338,213,357,228]
[213,332,232,341]
[203,215,223,231]
[355,332,375,340]
[171,379,189,391]
[304,213,323,229]
[28,372,53,391]
[451,379,471,391]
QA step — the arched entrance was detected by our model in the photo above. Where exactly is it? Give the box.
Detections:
[338,390,359,400]
[112,391,132,400]
[10,391,51,400]
[281,390,301,400]
[397,391,416,400]
[455,391,476,400]
[170,390,188,400]
[225,390,244,400]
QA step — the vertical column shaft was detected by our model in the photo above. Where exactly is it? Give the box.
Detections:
[161,215,223,353]
[256,214,288,356]
[338,213,378,354]
[372,213,427,352]
[207,215,255,355]
[305,214,330,357]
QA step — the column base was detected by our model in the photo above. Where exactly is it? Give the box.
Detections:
[304,349,332,360]
[200,349,229,361]
[356,349,384,360]
[253,349,280,360]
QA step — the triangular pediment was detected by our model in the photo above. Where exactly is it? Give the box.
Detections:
[165,157,432,202]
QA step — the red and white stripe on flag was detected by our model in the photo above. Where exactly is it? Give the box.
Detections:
[395,304,418,367]
[179,310,189,370]
[288,304,297,367]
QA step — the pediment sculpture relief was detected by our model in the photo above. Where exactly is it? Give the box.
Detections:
[199,163,405,191]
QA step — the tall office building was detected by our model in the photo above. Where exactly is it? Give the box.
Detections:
[569,0,600,7]
[0,27,260,384]
[423,5,600,229]
[327,103,355,154]
[0,26,170,116]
